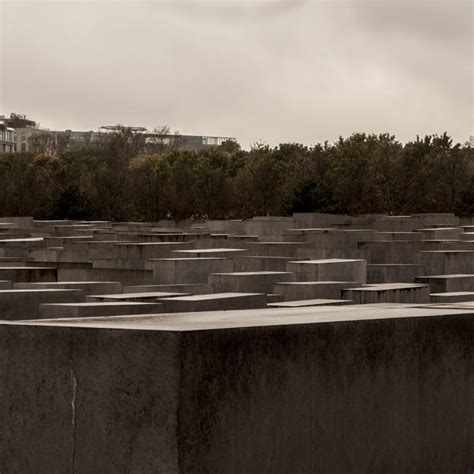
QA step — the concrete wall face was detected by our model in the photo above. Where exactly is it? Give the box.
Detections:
[178,316,474,473]
[1,313,473,473]
[0,326,181,473]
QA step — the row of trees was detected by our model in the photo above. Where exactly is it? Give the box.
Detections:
[0,131,472,220]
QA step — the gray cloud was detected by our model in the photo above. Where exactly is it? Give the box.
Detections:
[1,0,472,148]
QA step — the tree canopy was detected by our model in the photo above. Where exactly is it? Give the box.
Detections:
[0,131,472,220]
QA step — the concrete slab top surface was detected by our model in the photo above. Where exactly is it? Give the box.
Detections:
[0,289,83,294]
[419,250,474,254]
[50,235,93,239]
[360,239,425,243]
[375,231,421,234]
[228,234,258,238]
[288,259,364,264]
[212,271,292,276]
[147,257,230,261]
[41,302,163,307]
[418,274,474,279]
[173,248,247,253]
[430,291,474,296]
[0,266,55,270]
[115,242,189,246]
[275,281,358,285]
[22,281,120,285]
[0,237,44,242]
[165,292,266,301]
[416,227,460,231]
[68,240,133,244]
[346,283,429,291]
[240,256,295,260]
[417,303,474,311]
[287,228,334,232]
[4,305,471,332]
[250,242,308,245]
[368,263,422,267]
[268,299,353,307]
[90,292,190,299]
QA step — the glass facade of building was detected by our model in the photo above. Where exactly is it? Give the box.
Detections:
[0,124,15,153]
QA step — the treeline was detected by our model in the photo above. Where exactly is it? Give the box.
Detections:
[0,132,473,220]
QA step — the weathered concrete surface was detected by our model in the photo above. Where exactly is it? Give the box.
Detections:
[273,280,360,301]
[0,305,473,473]
[148,257,234,284]
[267,298,352,307]
[0,326,180,473]
[415,274,474,293]
[287,259,367,283]
[38,301,163,318]
[342,283,430,304]
[161,292,268,312]
[0,266,57,282]
[14,281,123,295]
[367,263,423,283]
[209,271,295,293]
[0,289,86,320]
[429,291,474,303]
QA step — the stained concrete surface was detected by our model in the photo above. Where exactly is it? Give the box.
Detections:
[1,305,473,473]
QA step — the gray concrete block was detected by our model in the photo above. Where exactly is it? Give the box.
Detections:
[209,271,294,293]
[0,289,85,320]
[38,302,163,318]
[87,292,190,302]
[416,274,474,293]
[149,258,234,284]
[161,292,268,312]
[342,283,430,304]
[0,305,472,472]
[430,292,474,303]
[287,259,367,283]
[273,281,360,301]
[367,264,423,283]
[14,281,123,295]
[0,266,57,283]
[122,283,212,294]
[268,298,353,307]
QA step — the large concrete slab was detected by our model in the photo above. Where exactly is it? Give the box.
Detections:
[209,271,294,293]
[268,298,353,307]
[14,281,123,295]
[342,283,430,304]
[161,292,268,312]
[273,281,360,301]
[38,302,163,318]
[148,258,234,284]
[0,266,57,282]
[87,292,190,302]
[0,289,85,320]
[0,305,473,472]
[367,264,423,283]
[287,259,367,283]
[430,291,474,303]
[171,248,248,258]
[233,256,296,272]
[415,274,474,293]
[122,283,212,294]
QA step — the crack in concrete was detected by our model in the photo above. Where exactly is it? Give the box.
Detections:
[70,361,77,474]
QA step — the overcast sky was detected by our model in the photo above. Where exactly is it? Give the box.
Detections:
[1,0,472,148]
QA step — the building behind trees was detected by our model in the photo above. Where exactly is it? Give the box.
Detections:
[0,113,236,155]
